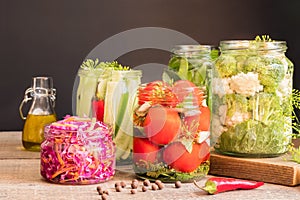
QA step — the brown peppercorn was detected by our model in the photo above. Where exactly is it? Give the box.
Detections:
[115,185,122,192]
[132,179,139,183]
[142,186,148,192]
[101,193,108,200]
[120,181,126,188]
[175,180,182,188]
[143,179,151,186]
[151,184,158,191]
[130,189,137,194]
[103,190,109,195]
[115,182,121,188]
[131,182,138,189]
[157,182,164,190]
[96,186,103,195]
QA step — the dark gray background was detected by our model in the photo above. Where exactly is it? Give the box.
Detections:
[1,0,299,130]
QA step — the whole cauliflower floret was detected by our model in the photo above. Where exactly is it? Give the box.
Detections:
[211,114,228,146]
[225,112,250,127]
[212,78,233,98]
[229,72,263,97]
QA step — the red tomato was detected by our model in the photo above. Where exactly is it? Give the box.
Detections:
[199,106,210,131]
[138,81,178,107]
[163,141,210,173]
[182,105,211,134]
[143,106,181,145]
[172,80,204,106]
[133,137,160,164]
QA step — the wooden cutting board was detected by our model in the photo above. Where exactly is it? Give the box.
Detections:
[209,152,300,186]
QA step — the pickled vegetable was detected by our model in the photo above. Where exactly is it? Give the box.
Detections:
[40,116,116,184]
[212,38,294,157]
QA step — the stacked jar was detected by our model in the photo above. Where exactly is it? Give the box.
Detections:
[132,45,215,182]
[211,39,294,157]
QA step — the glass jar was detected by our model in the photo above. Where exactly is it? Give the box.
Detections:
[19,77,57,151]
[211,40,294,157]
[73,65,142,166]
[167,45,218,108]
[132,80,210,182]
[40,116,115,184]
[103,70,142,166]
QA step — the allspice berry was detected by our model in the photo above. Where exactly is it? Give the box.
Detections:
[142,185,148,192]
[120,181,126,188]
[101,193,108,200]
[143,179,151,186]
[151,184,158,191]
[130,189,137,194]
[175,180,182,188]
[131,182,138,189]
[96,186,103,195]
[115,185,122,192]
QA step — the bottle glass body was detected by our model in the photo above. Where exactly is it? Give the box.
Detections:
[20,77,57,151]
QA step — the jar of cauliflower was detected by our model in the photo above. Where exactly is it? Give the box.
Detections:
[211,38,294,157]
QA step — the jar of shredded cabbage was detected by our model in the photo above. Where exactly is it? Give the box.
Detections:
[40,116,116,184]
[211,38,294,157]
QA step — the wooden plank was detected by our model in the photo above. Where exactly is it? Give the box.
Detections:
[1,159,300,200]
[209,152,300,186]
[0,131,39,159]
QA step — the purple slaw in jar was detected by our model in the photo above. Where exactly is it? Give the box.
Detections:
[40,116,115,184]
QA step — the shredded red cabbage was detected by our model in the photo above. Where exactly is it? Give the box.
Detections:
[40,116,116,184]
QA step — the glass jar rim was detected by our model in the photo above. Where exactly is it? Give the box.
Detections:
[171,44,216,54]
[219,40,287,51]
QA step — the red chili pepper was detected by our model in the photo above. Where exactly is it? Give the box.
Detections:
[194,177,264,195]
[92,99,105,122]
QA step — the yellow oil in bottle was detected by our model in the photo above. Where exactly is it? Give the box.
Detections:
[22,114,57,151]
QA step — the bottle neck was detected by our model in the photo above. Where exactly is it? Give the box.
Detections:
[29,90,55,115]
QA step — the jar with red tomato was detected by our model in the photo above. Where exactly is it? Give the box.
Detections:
[133,80,210,182]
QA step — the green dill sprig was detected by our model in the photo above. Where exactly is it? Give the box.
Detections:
[288,88,300,164]
[292,89,300,109]
[292,89,300,134]
[80,59,130,71]
[254,35,273,42]
[80,58,103,69]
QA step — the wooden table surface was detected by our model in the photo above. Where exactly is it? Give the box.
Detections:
[1,131,300,200]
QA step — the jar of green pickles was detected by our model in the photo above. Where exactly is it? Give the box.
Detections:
[167,45,218,109]
[211,39,294,157]
[72,60,142,166]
